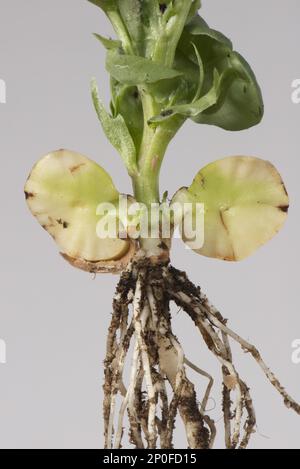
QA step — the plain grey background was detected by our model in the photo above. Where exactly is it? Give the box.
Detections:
[0,0,300,449]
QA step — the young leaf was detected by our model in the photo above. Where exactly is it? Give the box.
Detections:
[192,52,264,131]
[93,33,121,50]
[110,79,144,153]
[171,156,289,261]
[148,50,200,111]
[91,1,161,56]
[186,1,202,24]
[178,15,263,131]
[24,150,135,269]
[116,0,160,56]
[191,42,204,102]
[106,50,183,85]
[149,69,235,123]
[117,0,143,50]
[88,0,117,13]
[149,41,205,113]
[91,78,137,175]
[183,15,232,48]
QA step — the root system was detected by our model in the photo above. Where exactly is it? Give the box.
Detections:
[103,253,300,449]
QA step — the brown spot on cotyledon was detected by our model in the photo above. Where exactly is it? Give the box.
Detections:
[57,219,69,229]
[278,205,289,213]
[70,163,86,174]
[24,191,35,200]
[42,224,56,239]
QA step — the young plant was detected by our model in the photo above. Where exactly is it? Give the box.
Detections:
[25,0,299,449]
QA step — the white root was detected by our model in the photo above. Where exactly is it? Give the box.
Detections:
[201,299,300,415]
[114,340,140,449]
[157,328,210,448]
[133,273,157,448]
[106,316,135,448]
[174,293,243,447]
[171,288,300,415]
[148,286,210,448]
[128,367,145,448]
[119,380,127,398]
[221,331,233,448]
[239,381,256,449]
[155,376,169,448]
[174,291,227,356]
[184,357,216,449]
[104,259,299,449]
[167,272,300,448]
[184,358,214,414]
[218,356,243,448]
[107,336,130,448]
[106,393,116,449]
[147,286,159,331]
[111,315,130,399]
[169,335,185,390]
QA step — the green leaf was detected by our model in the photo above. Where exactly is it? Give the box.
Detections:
[106,50,183,85]
[25,149,134,264]
[178,15,264,131]
[117,0,144,51]
[110,79,144,154]
[91,78,137,175]
[191,42,204,102]
[90,1,162,56]
[170,69,223,117]
[171,156,289,261]
[88,0,118,12]
[148,47,201,109]
[186,0,202,24]
[192,52,264,131]
[183,15,232,48]
[93,33,121,50]
[149,69,234,123]
[150,41,204,113]
[117,0,160,56]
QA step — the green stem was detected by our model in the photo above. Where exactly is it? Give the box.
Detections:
[153,0,193,67]
[133,127,169,205]
[103,2,192,206]
[106,10,133,54]
[132,116,182,254]
[132,90,183,206]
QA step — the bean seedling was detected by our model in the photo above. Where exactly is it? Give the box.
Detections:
[25,0,300,449]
